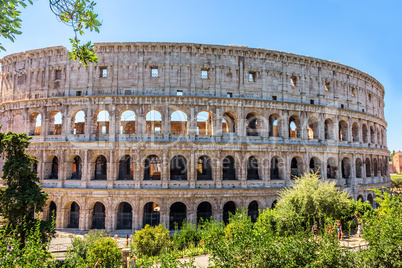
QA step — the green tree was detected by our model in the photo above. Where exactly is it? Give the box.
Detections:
[0,0,101,65]
[131,224,172,257]
[274,172,351,230]
[87,237,122,268]
[0,131,52,247]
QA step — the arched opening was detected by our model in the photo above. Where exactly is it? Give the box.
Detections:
[96,110,110,135]
[49,111,62,135]
[222,112,236,133]
[342,158,351,179]
[327,157,337,179]
[92,202,106,229]
[171,110,188,135]
[94,155,107,180]
[324,119,333,140]
[46,156,59,180]
[197,156,212,180]
[247,156,260,180]
[222,156,236,180]
[170,155,187,181]
[48,201,57,221]
[72,156,82,180]
[309,157,320,174]
[307,117,318,139]
[271,200,278,209]
[223,201,236,225]
[247,201,259,223]
[120,110,136,134]
[118,155,134,180]
[352,122,359,142]
[291,157,300,178]
[197,111,213,135]
[144,155,161,180]
[246,113,258,136]
[270,157,280,180]
[73,110,85,134]
[356,158,363,178]
[68,202,80,228]
[367,194,374,207]
[169,202,187,230]
[29,112,42,136]
[289,116,299,138]
[117,202,132,229]
[146,110,162,134]
[197,202,212,224]
[373,158,378,177]
[339,120,348,141]
[370,126,375,143]
[362,124,368,143]
[365,158,371,177]
[31,156,38,174]
[357,195,364,202]
[269,114,279,137]
[143,202,160,227]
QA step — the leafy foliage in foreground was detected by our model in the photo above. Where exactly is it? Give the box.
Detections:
[64,230,121,268]
[0,131,53,247]
[360,189,402,268]
[0,219,52,268]
[274,172,351,230]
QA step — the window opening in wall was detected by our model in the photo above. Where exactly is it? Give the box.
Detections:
[101,126,107,134]
[272,96,277,100]
[120,110,136,134]
[100,67,107,78]
[362,109,365,112]
[171,110,188,135]
[325,81,330,91]
[55,70,61,80]
[197,111,213,135]
[249,72,256,82]
[177,90,183,96]
[351,87,355,97]
[227,92,232,98]
[291,76,297,87]
[310,99,314,105]
[146,110,162,134]
[151,67,159,78]
[368,93,371,102]
[202,70,208,80]
[74,110,85,134]
[76,91,82,96]
[341,104,344,109]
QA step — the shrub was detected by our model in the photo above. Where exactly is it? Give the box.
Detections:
[87,237,122,268]
[64,229,107,267]
[173,220,201,249]
[274,172,351,231]
[361,189,402,267]
[131,224,172,257]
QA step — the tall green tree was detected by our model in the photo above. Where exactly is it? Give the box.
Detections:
[0,0,101,65]
[0,131,52,247]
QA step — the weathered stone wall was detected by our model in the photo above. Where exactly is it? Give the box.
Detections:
[0,42,390,231]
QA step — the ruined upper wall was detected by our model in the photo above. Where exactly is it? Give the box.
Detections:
[0,42,385,119]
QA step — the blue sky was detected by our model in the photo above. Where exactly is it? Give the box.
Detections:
[1,0,401,152]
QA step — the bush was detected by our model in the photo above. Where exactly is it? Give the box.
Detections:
[64,230,107,267]
[87,237,121,268]
[274,172,351,231]
[361,189,402,267]
[173,220,201,249]
[131,224,172,257]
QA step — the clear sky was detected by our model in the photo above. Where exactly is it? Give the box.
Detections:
[1,0,401,152]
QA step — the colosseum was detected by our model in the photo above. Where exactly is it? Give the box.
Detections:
[0,42,390,232]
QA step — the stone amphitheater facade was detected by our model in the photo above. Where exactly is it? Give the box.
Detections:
[0,42,390,231]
